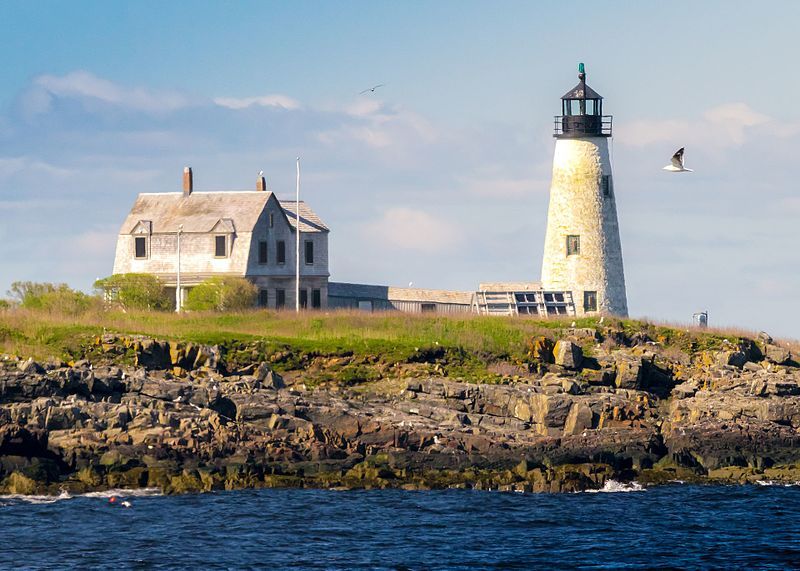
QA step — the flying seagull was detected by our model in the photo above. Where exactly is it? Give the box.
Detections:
[663,147,693,172]
[359,84,385,95]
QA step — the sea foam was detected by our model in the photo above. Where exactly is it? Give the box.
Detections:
[586,480,645,493]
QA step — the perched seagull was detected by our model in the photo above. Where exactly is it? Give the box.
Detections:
[359,84,385,95]
[663,147,693,172]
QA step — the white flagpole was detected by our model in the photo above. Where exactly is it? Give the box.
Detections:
[295,157,301,313]
[175,224,183,312]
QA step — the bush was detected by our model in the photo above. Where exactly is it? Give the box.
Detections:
[7,281,100,315]
[94,274,172,311]
[0,299,10,310]
[184,277,257,312]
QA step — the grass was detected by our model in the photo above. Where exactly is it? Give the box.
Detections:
[0,307,793,383]
[0,307,592,361]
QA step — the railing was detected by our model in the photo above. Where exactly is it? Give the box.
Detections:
[553,115,612,137]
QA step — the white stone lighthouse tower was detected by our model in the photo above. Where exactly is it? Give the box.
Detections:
[540,64,628,316]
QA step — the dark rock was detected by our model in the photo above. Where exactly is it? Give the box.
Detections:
[135,339,171,370]
[615,359,642,389]
[764,344,792,366]
[528,336,554,363]
[17,358,44,375]
[255,363,285,389]
[553,341,583,370]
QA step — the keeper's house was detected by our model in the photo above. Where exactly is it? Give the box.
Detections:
[112,167,330,309]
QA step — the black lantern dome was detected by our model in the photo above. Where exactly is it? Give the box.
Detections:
[554,63,612,138]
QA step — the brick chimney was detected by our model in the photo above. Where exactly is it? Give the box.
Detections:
[183,166,193,195]
[256,171,267,191]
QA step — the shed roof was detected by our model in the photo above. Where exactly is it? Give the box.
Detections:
[329,282,475,305]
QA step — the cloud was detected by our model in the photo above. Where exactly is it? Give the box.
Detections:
[0,156,74,179]
[362,207,464,253]
[315,100,437,151]
[24,71,190,114]
[615,102,771,149]
[213,95,301,110]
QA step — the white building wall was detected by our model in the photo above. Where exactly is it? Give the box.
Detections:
[112,232,252,278]
[540,136,628,316]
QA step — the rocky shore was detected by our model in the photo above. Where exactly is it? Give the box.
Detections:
[1,325,799,495]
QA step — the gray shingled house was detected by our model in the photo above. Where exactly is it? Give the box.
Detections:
[112,168,329,309]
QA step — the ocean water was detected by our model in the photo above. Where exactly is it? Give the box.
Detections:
[1,483,799,570]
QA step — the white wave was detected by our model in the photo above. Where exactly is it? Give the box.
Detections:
[755,480,800,487]
[1,487,161,504]
[80,488,161,498]
[0,489,71,504]
[586,480,645,493]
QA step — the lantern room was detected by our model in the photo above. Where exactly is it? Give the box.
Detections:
[554,63,612,138]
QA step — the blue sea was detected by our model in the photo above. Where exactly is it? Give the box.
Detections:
[1,483,799,570]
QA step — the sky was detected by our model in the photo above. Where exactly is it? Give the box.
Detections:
[0,1,798,337]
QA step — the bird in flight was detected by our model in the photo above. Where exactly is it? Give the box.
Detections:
[359,84,385,95]
[663,147,693,172]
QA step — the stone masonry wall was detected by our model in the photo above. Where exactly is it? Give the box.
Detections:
[540,137,628,316]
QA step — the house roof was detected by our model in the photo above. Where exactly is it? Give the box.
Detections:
[121,191,272,234]
[278,199,329,233]
[119,191,329,235]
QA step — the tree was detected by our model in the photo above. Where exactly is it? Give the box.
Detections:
[94,274,172,311]
[184,277,257,312]
[8,281,100,315]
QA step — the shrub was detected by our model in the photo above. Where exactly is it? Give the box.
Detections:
[94,274,172,311]
[184,277,257,312]
[0,299,10,310]
[8,281,100,315]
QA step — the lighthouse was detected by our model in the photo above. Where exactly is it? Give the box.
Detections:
[540,64,628,317]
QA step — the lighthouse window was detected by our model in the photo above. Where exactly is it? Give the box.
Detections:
[584,291,598,312]
[566,235,580,256]
[602,175,613,197]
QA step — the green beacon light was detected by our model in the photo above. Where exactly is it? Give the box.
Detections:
[578,63,585,74]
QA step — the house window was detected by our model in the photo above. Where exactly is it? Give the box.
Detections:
[420,303,436,313]
[277,240,286,264]
[601,175,613,197]
[215,235,227,257]
[258,241,268,264]
[584,291,598,312]
[358,300,373,312]
[258,289,269,307]
[312,289,321,309]
[305,240,314,265]
[134,236,147,259]
[269,212,274,228]
[276,289,286,308]
[300,289,308,309]
[566,235,580,256]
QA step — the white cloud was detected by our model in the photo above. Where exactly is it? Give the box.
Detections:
[0,157,74,178]
[778,197,800,214]
[316,100,437,151]
[459,173,549,197]
[213,95,301,110]
[29,71,190,114]
[362,207,464,252]
[615,102,771,149]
